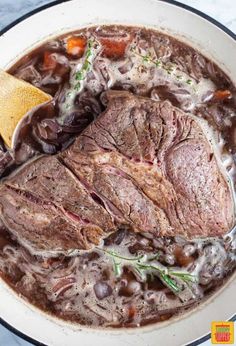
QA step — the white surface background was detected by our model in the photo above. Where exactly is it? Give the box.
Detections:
[0,0,235,345]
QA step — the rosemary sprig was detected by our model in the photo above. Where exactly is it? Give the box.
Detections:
[113,258,122,277]
[130,46,194,86]
[97,247,197,294]
[136,262,180,293]
[101,248,145,262]
[169,271,197,283]
[75,39,95,90]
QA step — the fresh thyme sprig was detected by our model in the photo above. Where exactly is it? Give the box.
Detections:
[75,39,95,90]
[130,46,194,86]
[97,248,197,294]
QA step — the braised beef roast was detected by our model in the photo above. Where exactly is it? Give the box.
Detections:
[0,25,235,328]
[0,92,233,255]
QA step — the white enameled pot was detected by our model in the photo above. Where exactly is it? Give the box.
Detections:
[0,0,235,345]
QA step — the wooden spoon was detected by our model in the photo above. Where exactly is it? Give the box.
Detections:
[0,69,52,148]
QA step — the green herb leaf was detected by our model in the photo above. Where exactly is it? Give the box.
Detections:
[75,71,84,80]
[169,271,197,283]
[160,273,180,293]
[101,248,144,262]
[142,55,151,63]
[113,258,122,277]
[75,82,81,90]
[74,39,95,91]
[155,60,162,67]
[131,47,194,86]
[134,266,146,280]
[83,60,91,70]
[86,50,92,59]
[97,247,197,294]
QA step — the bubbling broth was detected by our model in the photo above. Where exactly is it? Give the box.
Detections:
[0,25,235,328]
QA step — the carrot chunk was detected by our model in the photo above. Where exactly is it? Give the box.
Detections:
[213,89,232,101]
[43,51,57,70]
[100,37,131,59]
[128,305,137,319]
[67,36,87,56]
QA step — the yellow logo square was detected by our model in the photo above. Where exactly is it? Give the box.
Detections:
[211,321,234,344]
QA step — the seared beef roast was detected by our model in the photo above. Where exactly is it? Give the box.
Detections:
[0,92,233,254]
[63,91,233,236]
[0,156,114,254]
